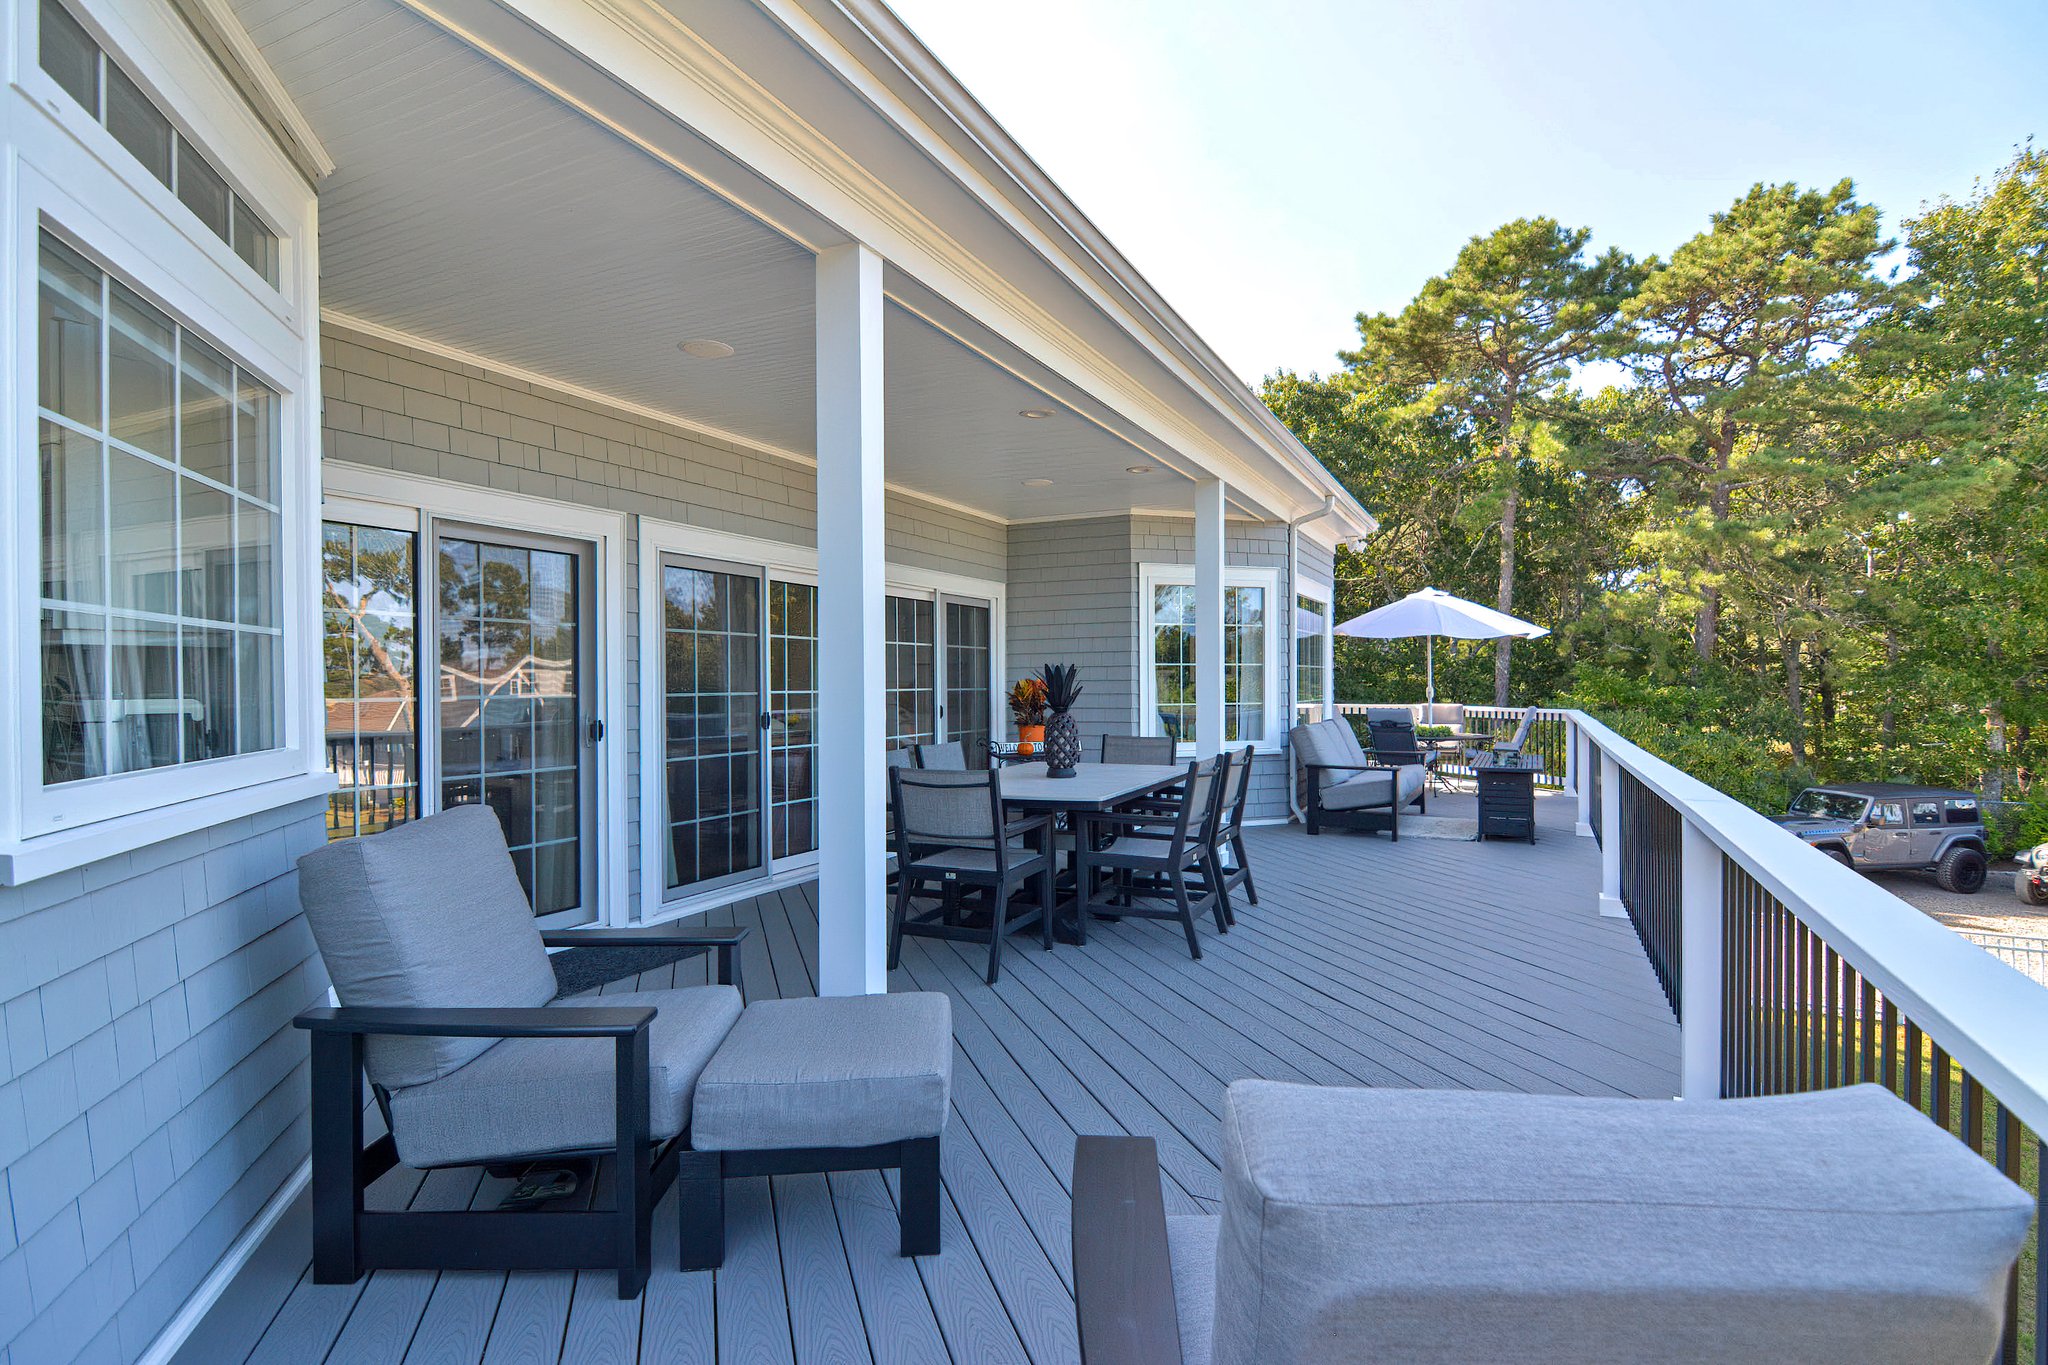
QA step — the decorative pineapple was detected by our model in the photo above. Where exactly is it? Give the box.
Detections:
[1039,662,1084,777]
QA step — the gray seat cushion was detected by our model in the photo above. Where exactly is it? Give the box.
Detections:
[906,843,1044,876]
[1320,764,1424,811]
[296,805,561,1092]
[1290,719,1369,794]
[1211,1080,2033,1365]
[1167,1214,1220,1365]
[692,993,952,1151]
[386,985,743,1168]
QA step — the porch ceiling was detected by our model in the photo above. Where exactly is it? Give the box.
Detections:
[232,0,1211,525]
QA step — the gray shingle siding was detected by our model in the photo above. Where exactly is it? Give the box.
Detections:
[1004,518,1138,748]
[0,797,328,1365]
[319,326,1009,916]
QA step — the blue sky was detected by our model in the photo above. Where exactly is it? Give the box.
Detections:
[887,0,2047,384]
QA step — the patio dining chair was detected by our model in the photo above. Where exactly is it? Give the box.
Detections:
[1102,733,1177,765]
[1202,744,1257,924]
[912,740,966,770]
[1075,754,1230,957]
[293,806,952,1300]
[889,766,1055,984]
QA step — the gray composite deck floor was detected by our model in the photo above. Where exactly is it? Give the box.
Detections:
[189,792,1678,1365]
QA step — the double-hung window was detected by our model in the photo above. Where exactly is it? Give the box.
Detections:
[37,235,283,785]
[1141,566,1282,751]
[1294,589,1331,724]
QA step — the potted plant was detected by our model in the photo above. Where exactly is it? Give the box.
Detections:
[1008,676,1049,754]
[1040,663,1084,778]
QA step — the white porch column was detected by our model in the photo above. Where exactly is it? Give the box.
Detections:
[1194,479,1226,756]
[1679,817,1726,1100]
[1575,724,1596,838]
[1598,750,1625,917]
[814,243,888,996]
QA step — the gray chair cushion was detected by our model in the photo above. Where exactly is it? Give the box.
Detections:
[1289,720,1360,793]
[386,985,743,1168]
[1363,706,1413,728]
[692,993,952,1151]
[1167,1214,1220,1365]
[1211,1080,2034,1365]
[296,805,560,1092]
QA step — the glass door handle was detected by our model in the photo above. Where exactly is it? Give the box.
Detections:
[588,719,605,742]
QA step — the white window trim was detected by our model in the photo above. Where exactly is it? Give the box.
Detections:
[321,463,632,927]
[1137,563,1285,755]
[1292,573,1335,719]
[1,1,320,878]
[635,516,1005,925]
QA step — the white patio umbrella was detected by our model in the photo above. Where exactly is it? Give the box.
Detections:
[1334,587,1549,725]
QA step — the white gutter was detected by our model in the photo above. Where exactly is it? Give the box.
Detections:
[1286,495,1339,822]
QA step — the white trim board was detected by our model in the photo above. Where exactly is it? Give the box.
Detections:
[136,1160,311,1365]
[321,462,633,926]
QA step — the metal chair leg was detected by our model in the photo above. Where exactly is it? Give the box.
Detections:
[899,1136,942,1256]
[677,1149,725,1271]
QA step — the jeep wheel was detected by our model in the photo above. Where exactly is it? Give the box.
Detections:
[1820,847,1854,870]
[1935,846,1987,895]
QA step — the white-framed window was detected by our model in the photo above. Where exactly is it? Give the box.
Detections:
[36,232,284,787]
[37,0,281,287]
[1294,585,1332,724]
[1139,565,1283,752]
[4,0,319,870]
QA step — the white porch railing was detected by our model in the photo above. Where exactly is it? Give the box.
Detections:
[1333,703,1574,788]
[1559,708,2046,1364]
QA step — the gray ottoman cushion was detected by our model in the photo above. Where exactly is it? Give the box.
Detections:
[388,985,742,1168]
[691,993,952,1151]
[1167,1214,1220,1365]
[1213,1081,2033,1365]
[297,805,560,1091]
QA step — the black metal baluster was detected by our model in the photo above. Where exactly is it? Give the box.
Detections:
[1905,1020,1924,1111]
[1881,996,1899,1098]
[1932,1044,1953,1133]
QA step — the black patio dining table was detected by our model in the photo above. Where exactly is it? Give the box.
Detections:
[997,761,1187,944]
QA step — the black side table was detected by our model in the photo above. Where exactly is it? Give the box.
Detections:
[1474,761,1537,843]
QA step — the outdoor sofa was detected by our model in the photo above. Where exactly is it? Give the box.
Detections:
[293,805,951,1298]
[1074,1080,2034,1364]
[1290,717,1426,838]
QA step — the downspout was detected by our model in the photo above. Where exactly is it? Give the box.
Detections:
[1286,495,1338,823]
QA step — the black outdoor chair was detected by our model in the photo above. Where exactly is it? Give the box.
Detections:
[1200,744,1258,924]
[889,767,1055,984]
[1074,755,1229,958]
[1101,733,1176,765]
[912,740,966,770]
[1469,707,1538,767]
[291,807,951,1301]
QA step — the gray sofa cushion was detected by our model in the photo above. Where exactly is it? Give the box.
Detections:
[1167,1214,1220,1365]
[692,993,952,1151]
[1290,719,1371,793]
[1320,764,1425,811]
[296,805,560,1092]
[1212,1080,2033,1365]
[387,985,743,1168]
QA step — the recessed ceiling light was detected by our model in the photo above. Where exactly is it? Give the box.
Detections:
[678,339,735,359]
[1125,465,1155,475]
[1018,408,1055,420]
[1022,477,1055,487]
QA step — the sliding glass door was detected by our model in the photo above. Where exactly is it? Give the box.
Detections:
[942,596,993,767]
[434,529,597,922]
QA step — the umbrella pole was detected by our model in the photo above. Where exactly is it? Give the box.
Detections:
[1425,635,1435,725]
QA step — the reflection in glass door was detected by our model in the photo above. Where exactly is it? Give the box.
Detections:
[435,532,592,919]
[661,561,763,893]
[768,580,818,860]
[943,597,992,767]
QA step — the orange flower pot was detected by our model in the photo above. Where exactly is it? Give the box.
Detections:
[1016,724,1045,755]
